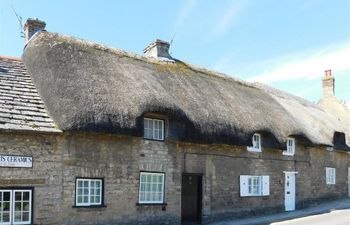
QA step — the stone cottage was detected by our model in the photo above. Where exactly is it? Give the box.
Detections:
[0,18,349,225]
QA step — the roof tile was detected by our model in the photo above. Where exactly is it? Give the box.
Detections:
[0,57,61,132]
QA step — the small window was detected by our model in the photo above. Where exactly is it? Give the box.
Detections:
[283,137,295,156]
[139,172,165,204]
[247,133,261,152]
[240,175,269,196]
[144,118,164,141]
[326,167,336,185]
[76,178,103,206]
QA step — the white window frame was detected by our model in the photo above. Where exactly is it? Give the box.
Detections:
[240,175,269,197]
[138,172,165,204]
[283,137,295,156]
[75,178,103,206]
[326,167,336,185]
[144,118,164,141]
[247,133,261,152]
[0,189,32,225]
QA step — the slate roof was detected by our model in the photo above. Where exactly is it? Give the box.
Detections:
[0,56,60,132]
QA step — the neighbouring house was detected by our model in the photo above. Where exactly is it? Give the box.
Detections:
[0,18,349,225]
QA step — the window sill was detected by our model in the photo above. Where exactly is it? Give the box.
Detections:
[143,138,165,142]
[247,147,261,153]
[282,152,294,156]
[72,204,107,208]
[136,202,167,206]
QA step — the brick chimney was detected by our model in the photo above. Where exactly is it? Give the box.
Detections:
[322,70,335,98]
[144,39,172,59]
[24,18,46,43]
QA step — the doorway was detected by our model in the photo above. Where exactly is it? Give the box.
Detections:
[181,174,202,224]
[284,172,296,211]
[348,167,350,197]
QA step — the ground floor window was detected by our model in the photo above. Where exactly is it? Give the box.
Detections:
[240,175,270,196]
[138,172,165,204]
[326,167,336,184]
[0,189,32,225]
[75,178,103,206]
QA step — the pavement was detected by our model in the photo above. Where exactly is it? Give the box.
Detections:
[209,198,350,225]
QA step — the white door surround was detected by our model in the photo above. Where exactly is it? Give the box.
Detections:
[284,171,297,211]
[348,167,350,197]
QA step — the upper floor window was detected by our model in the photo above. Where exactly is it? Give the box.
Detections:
[75,178,103,206]
[283,137,295,156]
[144,118,164,141]
[326,167,336,185]
[247,133,261,152]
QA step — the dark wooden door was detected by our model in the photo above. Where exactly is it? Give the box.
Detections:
[181,174,202,224]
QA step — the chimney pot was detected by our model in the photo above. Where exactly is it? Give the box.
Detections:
[24,18,46,44]
[143,39,172,60]
[322,69,335,98]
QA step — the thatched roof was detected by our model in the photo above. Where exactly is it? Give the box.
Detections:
[22,32,349,150]
[0,56,60,133]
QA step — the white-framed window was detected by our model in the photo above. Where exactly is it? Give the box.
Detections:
[283,137,295,156]
[0,189,32,225]
[326,167,336,185]
[75,178,103,206]
[240,175,269,197]
[247,133,261,152]
[138,172,165,204]
[144,118,164,141]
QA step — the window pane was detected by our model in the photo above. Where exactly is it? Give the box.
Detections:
[23,192,30,201]
[2,212,10,222]
[23,201,30,211]
[14,212,21,222]
[15,192,21,201]
[3,202,10,211]
[77,196,82,203]
[3,192,10,201]
[83,181,89,187]
[15,202,21,211]
[22,212,29,222]
[146,175,151,183]
[78,180,83,188]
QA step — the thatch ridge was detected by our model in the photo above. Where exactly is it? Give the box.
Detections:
[22,31,349,149]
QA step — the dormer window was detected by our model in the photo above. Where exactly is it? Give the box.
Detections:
[144,118,164,141]
[283,137,295,156]
[247,133,261,152]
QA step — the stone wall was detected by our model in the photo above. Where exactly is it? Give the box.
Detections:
[0,131,349,225]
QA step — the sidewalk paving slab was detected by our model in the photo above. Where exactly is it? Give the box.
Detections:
[209,198,350,225]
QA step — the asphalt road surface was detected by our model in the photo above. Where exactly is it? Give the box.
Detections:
[270,209,350,225]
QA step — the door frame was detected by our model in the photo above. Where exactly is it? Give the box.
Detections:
[348,167,350,197]
[181,173,203,224]
[283,171,297,211]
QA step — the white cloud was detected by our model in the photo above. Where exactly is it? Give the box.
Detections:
[248,43,350,83]
[175,0,197,29]
[214,1,247,37]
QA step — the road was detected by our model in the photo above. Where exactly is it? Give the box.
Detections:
[270,209,350,225]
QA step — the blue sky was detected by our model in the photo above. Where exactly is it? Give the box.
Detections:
[0,0,349,104]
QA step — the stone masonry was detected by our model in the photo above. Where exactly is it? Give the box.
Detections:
[0,131,349,225]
